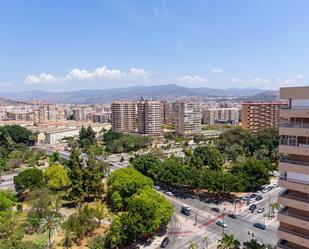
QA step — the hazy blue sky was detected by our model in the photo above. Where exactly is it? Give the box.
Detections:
[0,0,308,91]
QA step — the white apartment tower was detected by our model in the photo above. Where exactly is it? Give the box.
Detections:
[173,101,202,136]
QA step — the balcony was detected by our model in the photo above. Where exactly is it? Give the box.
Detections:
[278,209,309,230]
[281,109,309,118]
[277,228,309,248]
[278,192,309,212]
[279,159,309,175]
[280,123,309,137]
[278,177,309,193]
[279,144,309,157]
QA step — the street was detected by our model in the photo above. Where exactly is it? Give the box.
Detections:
[155,183,283,249]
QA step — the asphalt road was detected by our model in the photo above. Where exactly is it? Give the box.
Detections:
[157,186,283,249]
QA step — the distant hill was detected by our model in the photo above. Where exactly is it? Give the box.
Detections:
[0,84,267,104]
[0,97,26,105]
[236,90,279,102]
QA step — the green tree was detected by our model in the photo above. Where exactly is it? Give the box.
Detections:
[13,168,45,196]
[193,145,224,171]
[39,214,61,249]
[231,158,269,191]
[218,234,240,249]
[243,239,265,249]
[84,154,104,199]
[67,147,85,202]
[107,167,154,208]
[50,151,60,163]
[44,164,70,191]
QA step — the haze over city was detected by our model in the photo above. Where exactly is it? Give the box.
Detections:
[1,0,309,92]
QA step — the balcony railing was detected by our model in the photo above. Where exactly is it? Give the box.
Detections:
[280,158,309,167]
[279,208,309,221]
[278,227,309,240]
[281,123,309,128]
[279,177,309,185]
[280,140,309,148]
[279,192,309,203]
[276,240,293,249]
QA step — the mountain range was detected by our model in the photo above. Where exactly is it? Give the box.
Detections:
[0,84,277,104]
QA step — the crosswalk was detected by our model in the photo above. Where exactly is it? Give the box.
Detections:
[240,210,279,229]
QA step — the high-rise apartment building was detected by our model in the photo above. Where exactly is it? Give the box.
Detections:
[277,86,309,249]
[111,101,136,133]
[72,108,86,121]
[173,101,201,136]
[137,98,162,136]
[161,101,173,125]
[242,102,288,132]
[202,108,239,125]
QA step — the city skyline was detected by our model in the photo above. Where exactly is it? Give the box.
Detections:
[1,0,309,92]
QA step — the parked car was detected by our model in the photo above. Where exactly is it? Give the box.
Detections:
[257,207,265,213]
[160,237,170,248]
[249,198,255,203]
[255,195,263,201]
[211,207,221,213]
[250,193,257,198]
[256,191,262,195]
[216,220,227,228]
[165,191,173,196]
[253,222,266,230]
[249,204,257,211]
[228,213,237,219]
[153,186,161,191]
[262,188,268,193]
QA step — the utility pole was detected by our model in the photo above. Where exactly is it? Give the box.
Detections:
[268,196,271,219]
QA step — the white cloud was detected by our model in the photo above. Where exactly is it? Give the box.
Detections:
[25,65,132,84]
[176,75,207,82]
[129,67,151,80]
[212,68,223,73]
[25,73,61,85]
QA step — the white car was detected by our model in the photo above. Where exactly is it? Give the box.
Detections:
[256,191,262,195]
[181,204,191,211]
[165,191,173,196]
[249,198,255,203]
[257,207,265,213]
[153,186,161,191]
[262,188,268,193]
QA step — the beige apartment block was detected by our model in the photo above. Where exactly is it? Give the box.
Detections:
[242,102,288,132]
[111,101,136,133]
[137,98,162,136]
[277,86,309,249]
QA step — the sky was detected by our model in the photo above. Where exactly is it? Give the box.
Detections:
[0,0,309,92]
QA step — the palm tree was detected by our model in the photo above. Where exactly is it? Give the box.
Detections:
[39,214,61,249]
[203,235,209,249]
[218,234,240,249]
[188,241,198,249]
[61,229,77,249]
[270,202,280,217]
[243,239,264,249]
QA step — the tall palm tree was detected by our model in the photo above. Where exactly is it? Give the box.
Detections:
[39,214,61,249]
[188,241,198,249]
[218,234,240,249]
[243,239,264,249]
[61,229,77,249]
